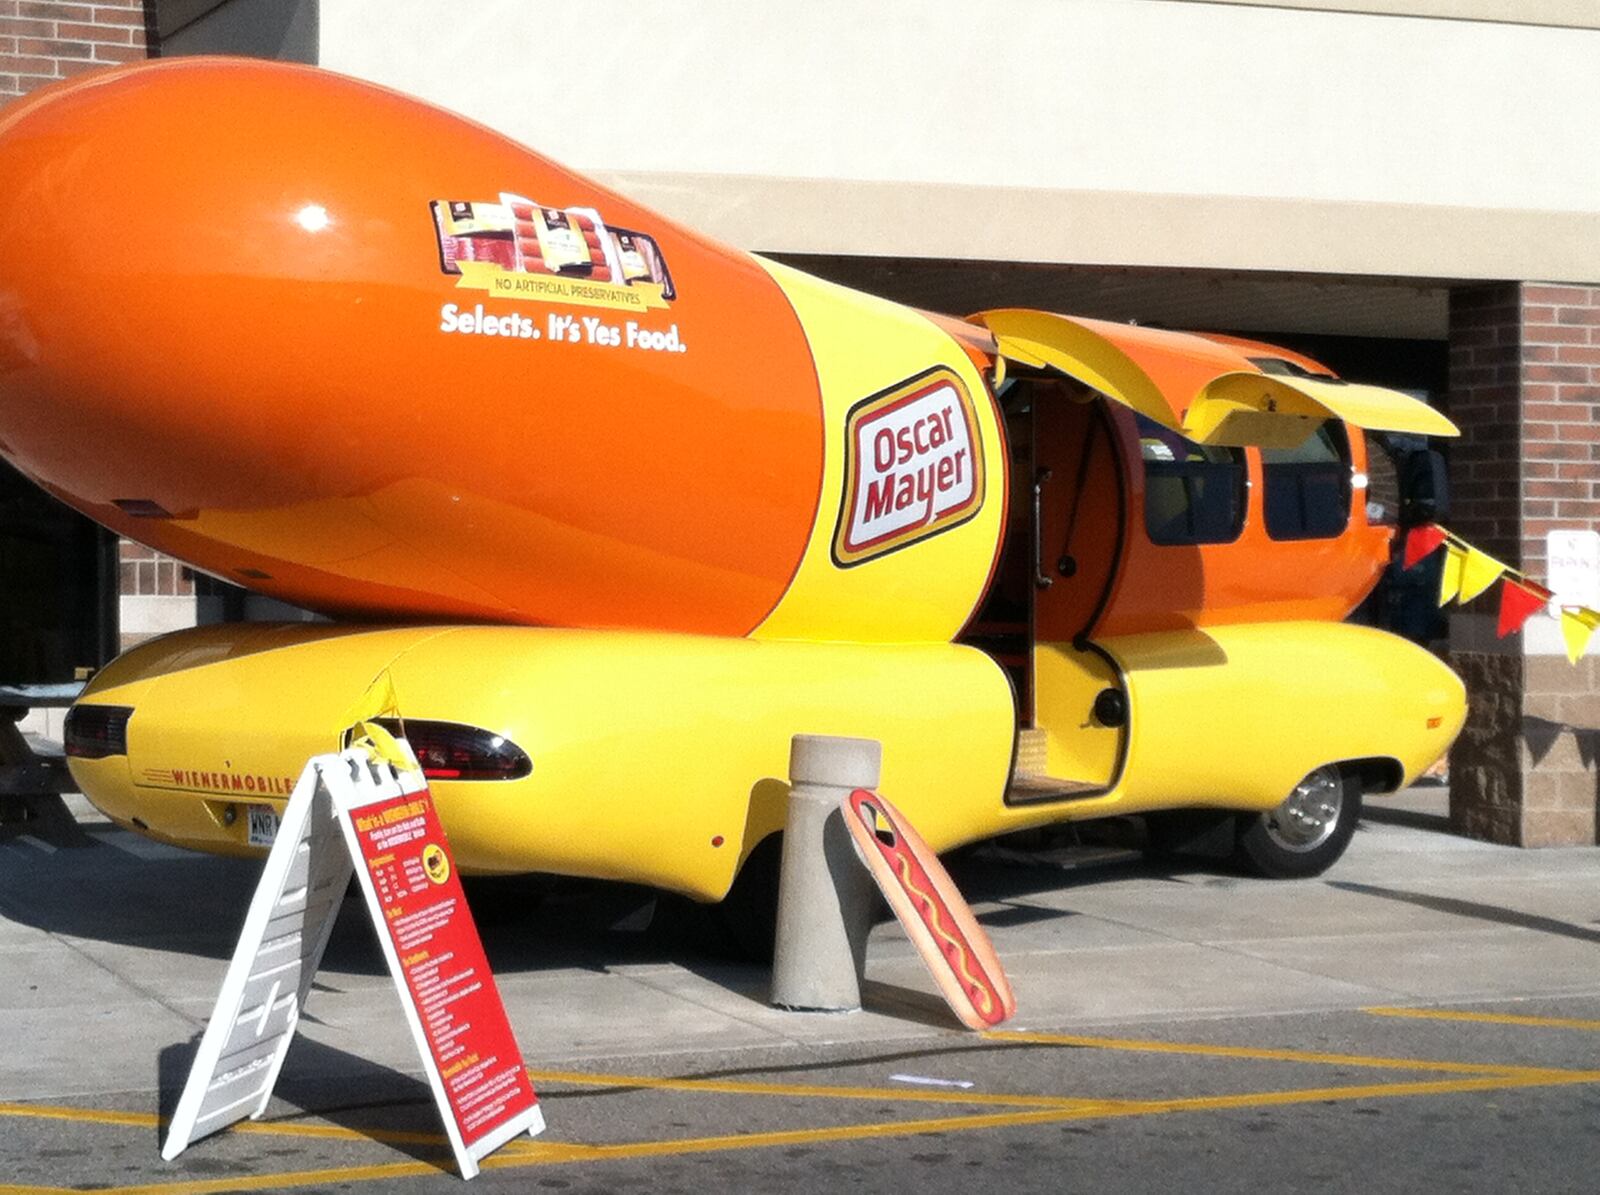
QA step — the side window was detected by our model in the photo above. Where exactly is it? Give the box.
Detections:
[1136,414,1246,546]
[1262,422,1351,540]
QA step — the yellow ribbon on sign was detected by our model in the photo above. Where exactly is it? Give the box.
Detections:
[350,719,416,774]
[1559,606,1600,664]
[1437,544,1466,606]
[341,670,419,774]
[1457,547,1507,603]
[343,669,400,727]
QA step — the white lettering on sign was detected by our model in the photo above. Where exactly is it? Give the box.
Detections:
[833,367,985,566]
[439,303,688,354]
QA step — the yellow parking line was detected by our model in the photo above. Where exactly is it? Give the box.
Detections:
[1365,1006,1600,1032]
[0,1161,443,1195]
[486,1105,1124,1169]
[526,1067,1110,1110]
[1118,1068,1600,1115]
[982,1029,1569,1078]
[0,1104,155,1132]
[16,1066,1600,1195]
[0,1101,461,1150]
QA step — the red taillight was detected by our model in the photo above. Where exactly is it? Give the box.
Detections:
[64,705,133,759]
[372,719,531,782]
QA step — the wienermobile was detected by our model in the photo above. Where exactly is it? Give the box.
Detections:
[0,60,1466,933]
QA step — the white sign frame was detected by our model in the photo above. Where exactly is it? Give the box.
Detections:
[161,756,353,1160]
[162,748,543,1180]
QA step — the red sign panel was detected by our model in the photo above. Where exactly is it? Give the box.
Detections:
[347,785,539,1148]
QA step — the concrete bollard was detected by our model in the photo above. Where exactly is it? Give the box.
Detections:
[770,734,882,1012]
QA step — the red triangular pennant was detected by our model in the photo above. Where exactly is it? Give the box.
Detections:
[1497,578,1549,638]
[1403,524,1448,569]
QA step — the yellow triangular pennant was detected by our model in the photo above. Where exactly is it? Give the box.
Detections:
[343,669,401,728]
[1458,547,1507,603]
[1437,544,1466,606]
[350,718,417,773]
[1559,606,1600,664]
[339,669,418,773]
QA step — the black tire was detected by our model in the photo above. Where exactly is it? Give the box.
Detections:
[1234,765,1362,879]
[712,833,783,963]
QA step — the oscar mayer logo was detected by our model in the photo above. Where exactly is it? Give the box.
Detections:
[833,366,985,566]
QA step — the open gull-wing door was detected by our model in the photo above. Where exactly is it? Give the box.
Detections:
[972,308,1457,447]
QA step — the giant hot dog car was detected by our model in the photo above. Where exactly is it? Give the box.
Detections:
[0,60,1466,916]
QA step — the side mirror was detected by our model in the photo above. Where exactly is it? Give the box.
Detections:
[1400,448,1449,527]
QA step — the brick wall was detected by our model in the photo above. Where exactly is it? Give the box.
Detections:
[1448,281,1600,847]
[1521,285,1600,575]
[1522,285,1600,845]
[0,1,150,102]
[1444,284,1524,566]
[0,8,180,622]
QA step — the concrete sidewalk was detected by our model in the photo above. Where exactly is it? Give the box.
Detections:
[2,789,1597,1103]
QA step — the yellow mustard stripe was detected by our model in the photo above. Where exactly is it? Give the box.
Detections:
[1365,1005,1600,1032]
[37,1069,1600,1195]
[983,1029,1573,1078]
[525,1068,1104,1111]
[891,851,996,1019]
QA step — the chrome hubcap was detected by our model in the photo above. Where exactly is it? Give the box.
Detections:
[1262,766,1343,853]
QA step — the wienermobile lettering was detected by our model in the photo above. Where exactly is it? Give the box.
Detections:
[0,60,1468,930]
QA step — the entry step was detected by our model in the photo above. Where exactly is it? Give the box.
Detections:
[1006,773,1103,802]
[1014,727,1049,775]
[1009,729,1103,801]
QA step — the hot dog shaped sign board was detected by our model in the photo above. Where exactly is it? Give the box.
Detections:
[843,789,1016,1030]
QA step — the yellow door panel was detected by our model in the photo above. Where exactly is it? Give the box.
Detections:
[1102,621,1465,814]
[1032,642,1123,788]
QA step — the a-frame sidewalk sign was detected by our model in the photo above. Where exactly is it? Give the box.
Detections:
[162,742,544,1179]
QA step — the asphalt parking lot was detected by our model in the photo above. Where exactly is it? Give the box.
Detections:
[4,790,1600,1193]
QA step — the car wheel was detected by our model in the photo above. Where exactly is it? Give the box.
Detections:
[1234,765,1362,879]
[712,833,783,963]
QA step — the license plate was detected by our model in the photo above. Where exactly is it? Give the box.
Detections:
[246,804,280,847]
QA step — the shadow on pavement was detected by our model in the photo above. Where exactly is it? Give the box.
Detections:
[1328,879,1600,945]
[157,1031,454,1172]
[0,820,1205,982]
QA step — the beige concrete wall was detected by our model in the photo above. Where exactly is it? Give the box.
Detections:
[1175,0,1600,31]
[317,0,1600,280]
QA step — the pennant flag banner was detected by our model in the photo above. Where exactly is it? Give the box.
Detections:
[1497,579,1548,639]
[1403,524,1448,569]
[1400,522,1600,662]
[1457,548,1506,603]
[1561,606,1600,665]
[1437,544,1466,606]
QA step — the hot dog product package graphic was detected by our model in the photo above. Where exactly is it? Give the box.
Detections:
[432,193,676,309]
